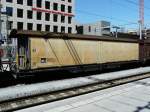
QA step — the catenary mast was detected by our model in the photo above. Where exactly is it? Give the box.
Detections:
[139,0,144,40]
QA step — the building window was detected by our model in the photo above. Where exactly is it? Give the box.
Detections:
[53,3,58,11]
[37,24,42,31]
[53,26,58,33]
[45,1,50,9]
[27,0,32,6]
[68,17,72,24]
[27,23,33,30]
[17,22,23,30]
[89,26,91,32]
[27,10,33,19]
[37,12,42,20]
[45,25,50,31]
[17,0,23,5]
[17,9,23,18]
[37,0,42,8]
[61,16,65,23]
[8,21,13,30]
[95,28,97,32]
[68,6,72,13]
[61,5,65,12]
[61,26,65,33]
[6,0,12,3]
[45,13,50,21]
[6,7,13,16]
[53,14,58,22]
[68,0,72,3]
[68,27,72,33]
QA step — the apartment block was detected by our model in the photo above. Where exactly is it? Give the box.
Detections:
[1,0,75,34]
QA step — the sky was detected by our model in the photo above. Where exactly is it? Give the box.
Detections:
[75,0,150,30]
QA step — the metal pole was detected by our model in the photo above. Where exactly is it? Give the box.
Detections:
[139,21,142,40]
[143,27,147,39]
[115,28,118,38]
[0,1,2,71]
[6,14,9,44]
[0,0,1,40]
[139,0,144,40]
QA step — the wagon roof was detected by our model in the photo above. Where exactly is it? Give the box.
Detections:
[9,30,140,43]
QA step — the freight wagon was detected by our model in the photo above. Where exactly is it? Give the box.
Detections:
[9,30,150,76]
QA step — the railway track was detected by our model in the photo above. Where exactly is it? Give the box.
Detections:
[0,73,150,112]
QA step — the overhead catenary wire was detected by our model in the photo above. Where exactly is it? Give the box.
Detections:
[125,0,150,10]
[76,9,138,27]
[125,0,150,17]
[75,0,141,27]
[109,0,139,13]
[76,0,150,29]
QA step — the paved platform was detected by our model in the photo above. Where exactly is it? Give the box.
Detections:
[16,78,150,112]
[1,67,150,102]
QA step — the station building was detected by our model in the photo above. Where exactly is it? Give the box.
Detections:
[1,0,75,34]
[76,21,111,36]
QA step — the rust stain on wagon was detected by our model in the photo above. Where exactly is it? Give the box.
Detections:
[47,58,56,63]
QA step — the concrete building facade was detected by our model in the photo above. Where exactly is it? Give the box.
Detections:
[77,21,111,36]
[0,0,76,61]
[1,0,75,34]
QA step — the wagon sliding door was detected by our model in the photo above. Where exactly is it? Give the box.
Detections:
[17,37,30,70]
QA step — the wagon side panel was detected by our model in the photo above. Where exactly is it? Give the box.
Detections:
[100,41,139,63]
